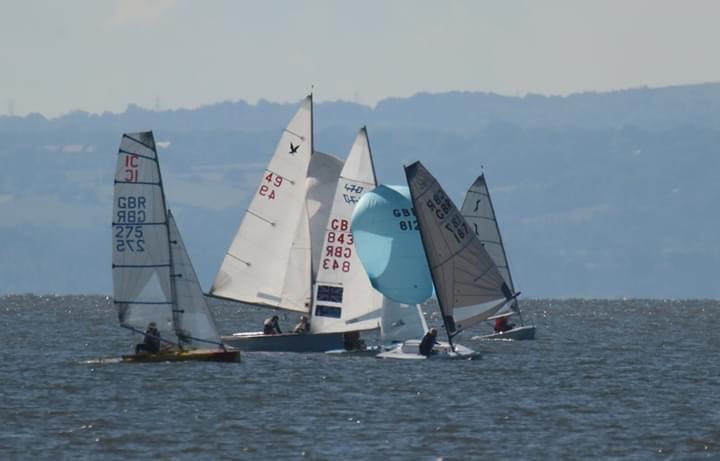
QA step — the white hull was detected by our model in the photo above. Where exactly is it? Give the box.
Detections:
[472,325,536,341]
[376,339,480,360]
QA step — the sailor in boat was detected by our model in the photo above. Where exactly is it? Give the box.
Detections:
[292,315,310,334]
[263,315,282,335]
[135,322,161,354]
[494,316,515,333]
[418,328,439,356]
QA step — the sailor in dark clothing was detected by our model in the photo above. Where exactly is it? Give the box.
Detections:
[418,328,439,356]
[135,322,161,354]
[263,315,282,335]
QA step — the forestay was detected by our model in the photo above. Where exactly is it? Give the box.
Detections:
[112,132,177,342]
[168,210,222,346]
[311,128,383,333]
[405,162,513,332]
[212,96,314,312]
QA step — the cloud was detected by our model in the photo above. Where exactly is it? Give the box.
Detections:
[110,0,177,26]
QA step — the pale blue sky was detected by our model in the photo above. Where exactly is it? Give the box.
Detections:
[1,0,718,117]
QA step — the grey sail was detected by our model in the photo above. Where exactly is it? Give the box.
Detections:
[460,174,519,312]
[112,132,177,343]
[167,210,222,347]
[404,161,513,333]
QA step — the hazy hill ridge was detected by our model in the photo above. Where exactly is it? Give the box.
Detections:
[1,83,719,297]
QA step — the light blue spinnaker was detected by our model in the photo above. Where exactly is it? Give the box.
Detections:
[350,185,433,305]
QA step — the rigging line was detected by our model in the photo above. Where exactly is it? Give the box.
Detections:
[123,134,157,152]
[118,149,157,162]
[226,252,251,266]
[246,209,276,226]
[283,128,306,141]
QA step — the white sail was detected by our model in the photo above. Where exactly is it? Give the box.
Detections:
[306,151,343,280]
[404,162,513,332]
[211,96,314,312]
[380,300,428,345]
[461,174,520,312]
[311,128,383,333]
[112,132,177,342]
[168,210,222,347]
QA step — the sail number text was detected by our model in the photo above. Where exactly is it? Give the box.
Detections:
[425,191,468,243]
[393,207,418,231]
[124,154,139,182]
[323,218,353,272]
[115,195,146,252]
[258,172,284,200]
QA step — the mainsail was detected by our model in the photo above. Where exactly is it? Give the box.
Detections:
[211,96,314,312]
[404,162,514,334]
[112,132,177,342]
[112,132,223,349]
[460,174,519,312]
[311,128,383,333]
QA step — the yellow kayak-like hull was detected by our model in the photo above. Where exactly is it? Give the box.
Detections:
[121,349,240,363]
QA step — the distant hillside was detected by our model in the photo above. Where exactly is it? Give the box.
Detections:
[1,83,719,298]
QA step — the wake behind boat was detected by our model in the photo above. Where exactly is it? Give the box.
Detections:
[111,132,239,363]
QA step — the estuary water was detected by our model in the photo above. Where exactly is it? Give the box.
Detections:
[0,295,718,460]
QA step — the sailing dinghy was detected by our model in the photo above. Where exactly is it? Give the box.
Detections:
[461,174,535,341]
[112,132,239,363]
[211,97,387,352]
[378,162,517,360]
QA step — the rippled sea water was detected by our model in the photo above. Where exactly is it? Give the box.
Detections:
[1,295,718,460]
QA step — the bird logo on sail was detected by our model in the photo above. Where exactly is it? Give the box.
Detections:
[289,142,300,155]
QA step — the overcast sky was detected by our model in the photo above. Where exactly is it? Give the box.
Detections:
[1,0,718,117]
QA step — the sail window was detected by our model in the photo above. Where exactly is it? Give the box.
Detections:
[315,305,342,318]
[316,285,343,303]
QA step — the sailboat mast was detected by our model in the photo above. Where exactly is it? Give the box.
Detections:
[152,134,182,348]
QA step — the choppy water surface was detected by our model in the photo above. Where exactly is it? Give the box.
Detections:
[1,295,718,460]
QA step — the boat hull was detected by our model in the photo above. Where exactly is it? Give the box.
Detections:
[221,331,346,352]
[376,340,480,360]
[122,349,241,363]
[472,325,536,341]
